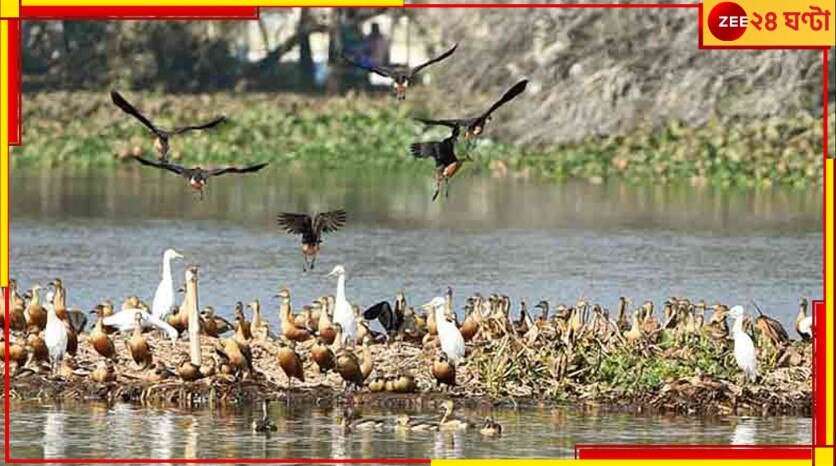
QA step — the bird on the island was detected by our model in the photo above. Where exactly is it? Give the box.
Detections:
[342,43,458,101]
[111,91,227,161]
[329,265,357,347]
[415,79,528,140]
[44,300,68,376]
[276,209,347,271]
[411,125,466,201]
[152,248,183,321]
[730,305,757,383]
[363,292,407,339]
[425,296,465,365]
[795,298,812,342]
[131,156,269,199]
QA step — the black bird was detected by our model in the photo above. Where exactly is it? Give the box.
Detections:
[342,43,458,101]
[111,91,227,161]
[415,79,528,140]
[410,126,468,201]
[363,292,407,338]
[276,210,348,271]
[131,156,268,199]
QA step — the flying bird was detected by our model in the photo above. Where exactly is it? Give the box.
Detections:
[111,91,227,161]
[276,210,347,271]
[411,126,468,201]
[415,79,528,139]
[342,43,458,101]
[131,156,268,199]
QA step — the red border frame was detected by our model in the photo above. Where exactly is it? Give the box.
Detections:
[2,2,832,464]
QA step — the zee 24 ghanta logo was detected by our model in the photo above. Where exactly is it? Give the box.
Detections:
[707,1,832,41]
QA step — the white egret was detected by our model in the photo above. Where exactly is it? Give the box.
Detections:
[151,248,183,321]
[426,296,465,366]
[44,299,68,375]
[730,305,757,383]
[328,265,356,346]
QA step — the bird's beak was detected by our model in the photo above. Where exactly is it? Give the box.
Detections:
[173,252,184,259]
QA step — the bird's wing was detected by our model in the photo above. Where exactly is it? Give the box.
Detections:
[110,91,163,136]
[341,53,392,78]
[172,116,228,134]
[410,43,458,77]
[363,301,392,321]
[313,209,348,235]
[414,117,468,129]
[208,162,269,176]
[131,156,186,175]
[479,79,529,119]
[276,212,314,236]
[141,312,180,342]
[410,141,456,168]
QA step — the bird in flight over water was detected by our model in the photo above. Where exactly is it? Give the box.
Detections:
[131,156,268,200]
[276,209,348,271]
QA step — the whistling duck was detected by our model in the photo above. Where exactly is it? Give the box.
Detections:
[311,336,336,373]
[750,300,789,349]
[411,125,466,202]
[177,357,203,382]
[230,302,253,342]
[252,400,278,433]
[127,311,152,369]
[276,210,347,271]
[110,91,227,161]
[431,351,456,388]
[151,249,183,320]
[277,289,312,342]
[438,400,470,430]
[333,324,364,389]
[730,305,757,383]
[7,338,28,368]
[58,356,78,379]
[8,280,27,331]
[459,302,480,343]
[624,312,642,343]
[795,298,812,342]
[329,266,357,347]
[515,299,534,335]
[277,339,305,388]
[393,373,417,393]
[616,297,631,332]
[219,313,254,375]
[121,296,142,312]
[90,307,117,360]
[48,279,68,321]
[534,300,550,329]
[342,43,457,101]
[294,306,312,331]
[147,362,173,383]
[201,306,233,337]
[368,376,386,392]
[27,331,49,362]
[395,414,437,432]
[248,300,271,338]
[480,417,503,437]
[706,304,730,342]
[316,298,337,345]
[415,79,528,139]
[25,284,47,331]
[132,155,268,199]
[426,297,465,365]
[359,337,374,382]
[91,360,116,383]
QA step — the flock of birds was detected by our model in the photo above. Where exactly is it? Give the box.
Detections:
[109,43,527,270]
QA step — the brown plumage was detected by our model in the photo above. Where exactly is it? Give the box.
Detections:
[277,339,305,388]
[177,359,203,382]
[49,279,69,321]
[90,361,116,383]
[751,301,789,349]
[27,332,49,362]
[333,325,364,388]
[127,312,152,369]
[360,337,374,382]
[393,373,417,393]
[232,302,252,343]
[459,307,480,342]
[8,280,27,331]
[431,352,456,388]
[311,337,335,373]
[318,297,337,345]
[278,289,312,342]
[90,309,117,360]
[64,321,78,356]
[25,285,47,331]
[7,338,28,367]
[200,306,232,338]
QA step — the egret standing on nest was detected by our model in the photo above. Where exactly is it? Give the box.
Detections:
[329,265,357,347]
[152,249,183,321]
[425,296,465,365]
[730,305,757,383]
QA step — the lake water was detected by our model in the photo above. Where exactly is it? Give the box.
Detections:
[8,166,822,331]
[4,402,812,460]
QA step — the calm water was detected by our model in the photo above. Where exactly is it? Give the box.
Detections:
[5,402,812,460]
[9,166,822,331]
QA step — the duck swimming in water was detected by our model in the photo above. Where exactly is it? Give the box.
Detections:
[252,399,277,433]
[276,209,347,271]
[480,417,503,436]
[438,400,470,431]
[111,91,227,161]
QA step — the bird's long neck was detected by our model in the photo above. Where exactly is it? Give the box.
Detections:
[162,257,173,283]
[336,275,346,303]
[732,316,744,334]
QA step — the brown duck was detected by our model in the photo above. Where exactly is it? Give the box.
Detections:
[25,284,47,331]
[431,351,456,388]
[90,307,117,360]
[277,339,305,388]
[127,311,153,369]
[278,289,312,342]
[311,336,335,373]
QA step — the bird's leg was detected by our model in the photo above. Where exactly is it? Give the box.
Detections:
[432,176,442,202]
[445,179,451,198]
[310,255,316,271]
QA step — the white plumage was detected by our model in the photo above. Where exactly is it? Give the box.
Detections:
[44,301,68,371]
[730,305,757,382]
[103,309,179,342]
[428,296,465,366]
[152,248,183,321]
[798,316,812,339]
[329,265,356,346]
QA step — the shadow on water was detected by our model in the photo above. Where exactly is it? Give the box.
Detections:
[7,402,812,459]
